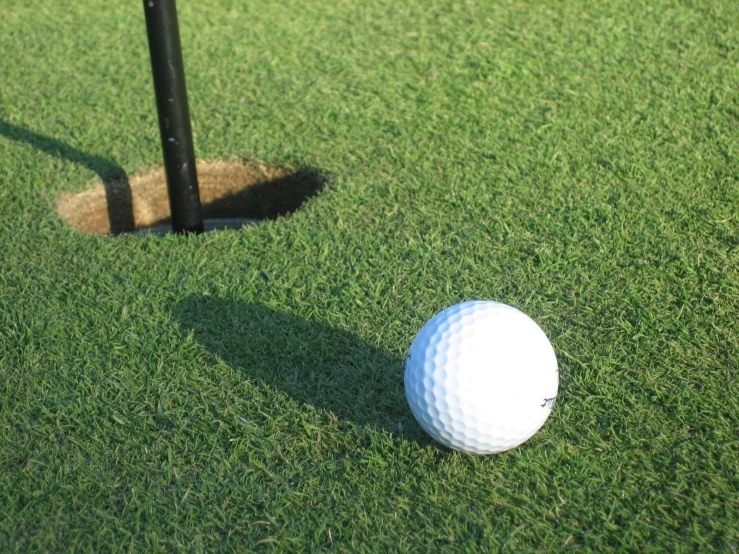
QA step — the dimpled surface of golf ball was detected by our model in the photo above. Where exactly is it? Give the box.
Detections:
[404,301,558,454]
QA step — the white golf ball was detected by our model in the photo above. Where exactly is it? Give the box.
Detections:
[404,301,558,454]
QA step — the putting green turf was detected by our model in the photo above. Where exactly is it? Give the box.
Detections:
[1,0,738,550]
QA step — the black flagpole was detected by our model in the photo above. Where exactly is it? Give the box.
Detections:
[143,0,204,234]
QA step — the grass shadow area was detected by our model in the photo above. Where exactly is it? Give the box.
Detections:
[173,295,430,442]
[0,119,135,233]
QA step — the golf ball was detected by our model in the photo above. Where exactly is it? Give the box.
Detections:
[404,301,558,454]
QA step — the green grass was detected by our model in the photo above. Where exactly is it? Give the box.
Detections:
[1,0,738,551]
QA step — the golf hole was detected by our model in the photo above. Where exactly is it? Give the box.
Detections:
[57,160,326,235]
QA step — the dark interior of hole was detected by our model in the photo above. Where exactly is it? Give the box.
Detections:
[154,168,327,228]
[104,178,135,234]
[204,169,326,221]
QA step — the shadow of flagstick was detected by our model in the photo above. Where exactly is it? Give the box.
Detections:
[0,119,135,234]
[171,295,435,444]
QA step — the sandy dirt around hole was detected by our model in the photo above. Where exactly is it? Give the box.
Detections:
[57,160,324,235]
